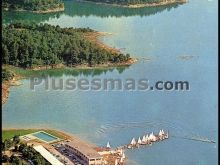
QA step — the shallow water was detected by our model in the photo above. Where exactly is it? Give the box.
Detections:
[2,0,218,164]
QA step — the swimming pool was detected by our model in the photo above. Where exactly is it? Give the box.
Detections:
[32,131,59,143]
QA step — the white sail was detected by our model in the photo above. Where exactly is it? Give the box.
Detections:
[149,132,156,141]
[159,130,163,136]
[120,157,124,163]
[115,159,118,165]
[120,149,123,156]
[166,131,169,138]
[138,137,142,144]
[161,129,165,135]
[107,142,111,148]
[149,132,153,140]
[145,134,149,141]
[142,135,146,142]
[122,152,126,159]
[131,138,136,145]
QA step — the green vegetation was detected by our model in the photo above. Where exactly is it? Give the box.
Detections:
[85,0,179,5]
[2,68,15,81]
[2,130,37,141]
[2,129,69,164]
[2,136,50,164]
[2,22,130,69]
[2,129,64,141]
[2,0,64,12]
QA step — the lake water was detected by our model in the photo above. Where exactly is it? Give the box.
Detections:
[2,0,218,164]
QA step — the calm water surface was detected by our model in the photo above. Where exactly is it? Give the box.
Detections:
[2,0,218,164]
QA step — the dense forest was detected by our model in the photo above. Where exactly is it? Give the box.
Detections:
[2,0,64,11]
[2,23,130,68]
[85,0,175,5]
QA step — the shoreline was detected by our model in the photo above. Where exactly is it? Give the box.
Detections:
[79,0,188,8]
[3,128,127,165]
[3,6,64,14]
[1,57,137,104]
[2,74,23,105]
[1,31,137,105]
[83,32,120,54]
[2,128,96,146]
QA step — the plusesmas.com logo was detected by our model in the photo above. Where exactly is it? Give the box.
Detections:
[30,76,190,92]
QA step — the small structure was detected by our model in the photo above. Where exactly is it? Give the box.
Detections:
[65,141,103,165]
[107,142,111,148]
[33,145,63,165]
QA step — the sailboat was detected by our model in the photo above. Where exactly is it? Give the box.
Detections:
[107,142,111,148]
[145,134,149,142]
[119,149,123,156]
[120,157,124,163]
[115,159,118,165]
[149,132,157,142]
[138,137,142,144]
[159,130,163,137]
[122,152,126,159]
[141,135,146,143]
[165,131,169,139]
[130,138,136,146]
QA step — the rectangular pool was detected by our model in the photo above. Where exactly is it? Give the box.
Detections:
[32,131,59,143]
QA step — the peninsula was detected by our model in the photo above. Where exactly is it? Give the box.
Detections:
[2,23,133,69]
[2,0,65,13]
[2,22,136,104]
[81,0,188,8]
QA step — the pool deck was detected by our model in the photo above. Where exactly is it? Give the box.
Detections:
[20,131,61,144]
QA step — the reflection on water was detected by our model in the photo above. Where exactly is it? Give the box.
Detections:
[64,0,182,17]
[24,66,129,78]
[2,11,63,24]
[3,0,184,24]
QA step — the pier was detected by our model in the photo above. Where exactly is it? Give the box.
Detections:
[172,135,216,144]
[119,129,169,150]
[97,130,169,165]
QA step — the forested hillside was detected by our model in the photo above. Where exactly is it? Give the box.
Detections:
[2,23,130,68]
[2,0,64,11]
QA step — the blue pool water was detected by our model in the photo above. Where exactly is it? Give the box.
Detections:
[32,131,58,142]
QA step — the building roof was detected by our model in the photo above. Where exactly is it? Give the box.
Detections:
[65,140,102,159]
[33,145,63,165]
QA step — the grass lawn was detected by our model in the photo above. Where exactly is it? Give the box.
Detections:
[2,129,40,141]
[2,129,65,141]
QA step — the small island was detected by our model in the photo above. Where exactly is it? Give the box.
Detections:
[2,0,65,13]
[82,0,188,8]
